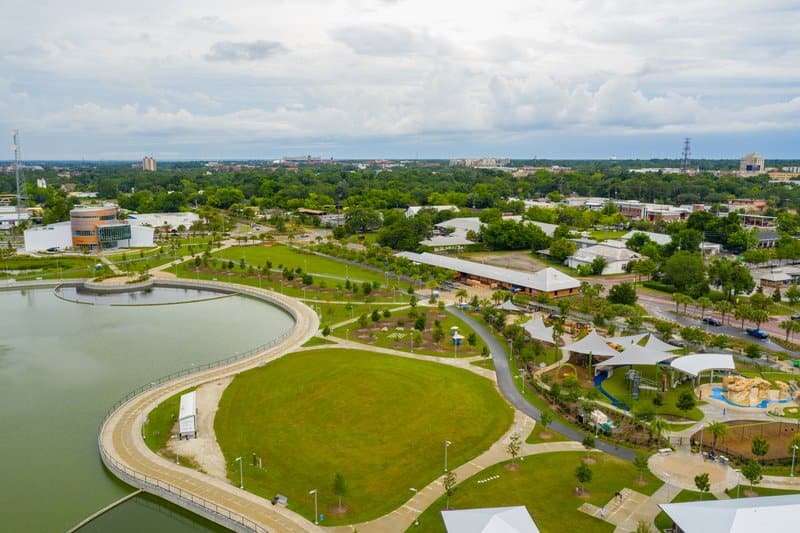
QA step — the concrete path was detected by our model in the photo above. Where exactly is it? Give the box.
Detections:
[100,282,322,532]
[99,255,124,276]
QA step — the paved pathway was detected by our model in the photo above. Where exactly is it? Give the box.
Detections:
[100,282,322,532]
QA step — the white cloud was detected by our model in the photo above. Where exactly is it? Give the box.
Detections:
[0,0,798,157]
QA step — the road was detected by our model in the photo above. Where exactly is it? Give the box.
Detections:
[448,307,635,462]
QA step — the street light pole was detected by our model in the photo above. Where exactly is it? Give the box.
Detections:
[699,425,705,457]
[409,487,419,526]
[444,440,452,472]
[792,445,799,477]
[309,489,318,525]
[235,456,243,488]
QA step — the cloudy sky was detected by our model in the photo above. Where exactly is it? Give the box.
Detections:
[2,0,799,160]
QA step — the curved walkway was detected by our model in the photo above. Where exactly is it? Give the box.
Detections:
[99,281,321,532]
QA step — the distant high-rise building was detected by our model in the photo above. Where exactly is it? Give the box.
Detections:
[740,152,765,174]
[142,156,157,172]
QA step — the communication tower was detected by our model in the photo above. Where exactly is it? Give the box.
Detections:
[681,137,691,172]
[11,130,28,223]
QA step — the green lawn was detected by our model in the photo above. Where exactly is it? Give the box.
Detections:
[143,387,195,454]
[725,485,800,498]
[0,255,115,280]
[214,245,386,284]
[410,451,662,533]
[526,420,568,443]
[107,237,212,272]
[471,358,495,371]
[601,366,704,421]
[331,306,483,358]
[301,336,337,347]
[215,349,514,525]
[654,489,717,532]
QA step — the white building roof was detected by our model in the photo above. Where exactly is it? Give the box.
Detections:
[420,235,474,247]
[562,330,620,357]
[659,494,800,533]
[127,212,200,228]
[760,271,791,282]
[178,391,196,437]
[395,252,580,293]
[441,506,540,533]
[669,354,735,377]
[523,316,554,343]
[571,242,642,264]
[622,231,672,246]
[529,220,558,237]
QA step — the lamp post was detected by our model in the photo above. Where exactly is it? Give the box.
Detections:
[409,487,419,525]
[507,337,513,362]
[309,489,318,525]
[698,424,705,457]
[235,456,243,488]
[792,445,799,477]
[444,440,452,472]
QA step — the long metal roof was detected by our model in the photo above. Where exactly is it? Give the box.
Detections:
[395,252,580,292]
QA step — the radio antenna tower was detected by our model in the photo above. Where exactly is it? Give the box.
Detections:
[681,137,691,172]
[11,130,28,224]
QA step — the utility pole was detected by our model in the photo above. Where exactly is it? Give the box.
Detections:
[681,138,691,173]
[11,130,28,230]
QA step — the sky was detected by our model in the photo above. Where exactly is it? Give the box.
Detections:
[1,0,799,160]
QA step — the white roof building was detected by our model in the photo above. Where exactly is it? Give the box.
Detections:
[659,494,800,533]
[621,231,672,246]
[441,506,540,533]
[127,212,200,229]
[395,252,580,297]
[566,240,641,275]
[178,390,197,439]
[404,205,458,218]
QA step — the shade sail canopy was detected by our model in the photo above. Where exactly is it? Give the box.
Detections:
[670,354,735,377]
[562,330,620,357]
[606,333,648,347]
[522,316,554,343]
[597,343,676,367]
[644,334,682,352]
[497,300,522,312]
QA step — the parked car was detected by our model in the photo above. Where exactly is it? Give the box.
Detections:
[702,317,722,326]
[791,313,800,321]
[746,327,769,339]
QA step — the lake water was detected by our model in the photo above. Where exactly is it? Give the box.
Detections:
[0,287,294,532]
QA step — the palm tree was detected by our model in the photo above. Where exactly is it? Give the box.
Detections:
[735,305,753,329]
[491,290,506,305]
[672,293,692,314]
[715,300,734,325]
[696,296,713,320]
[455,289,468,305]
[649,417,669,445]
[780,319,795,341]
[706,421,728,455]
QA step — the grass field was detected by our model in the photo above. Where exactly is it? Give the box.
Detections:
[107,237,211,271]
[725,485,800,498]
[526,420,568,443]
[654,489,717,531]
[215,349,514,525]
[0,255,112,280]
[410,451,662,533]
[214,245,386,284]
[301,336,338,347]
[143,387,195,453]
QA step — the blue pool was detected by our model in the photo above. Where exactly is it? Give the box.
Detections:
[710,387,793,408]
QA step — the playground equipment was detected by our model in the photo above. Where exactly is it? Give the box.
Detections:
[721,375,795,407]
[624,369,658,401]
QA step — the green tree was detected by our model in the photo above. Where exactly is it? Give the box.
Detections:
[676,390,696,413]
[650,417,669,444]
[633,451,649,483]
[574,462,593,494]
[787,284,800,304]
[706,421,729,455]
[608,282,637,305]
[745,343,762,359]
[742,459,762,490]
[714,300,734,325]
[589,256,608,275]
[539,411,553,433]
[672,293,693,314]
[751,435,770,463]
[332,472,348,509]
[371,309,380,322]
[662,251,707,297]
[582,435,595,459]
[696,296,713,319]
[507,432,522,466]
[322,326,331,336]
[694,472,710,499]
[443,470,457,509]
[549,237,577,263]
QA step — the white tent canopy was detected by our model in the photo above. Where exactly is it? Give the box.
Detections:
[497,300,522,312]
[644,334,681,352]
[562,330,620,357]
[597,343,676,367]
[669,354,735,377]
[523,316,555,343]
[442,506,540,533]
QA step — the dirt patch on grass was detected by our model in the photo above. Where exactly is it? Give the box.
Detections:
[505,463,521,471]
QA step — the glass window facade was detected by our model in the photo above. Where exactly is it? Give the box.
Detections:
[98,224,131,244]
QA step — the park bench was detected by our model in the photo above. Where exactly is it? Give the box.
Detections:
[658,448,672,455]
